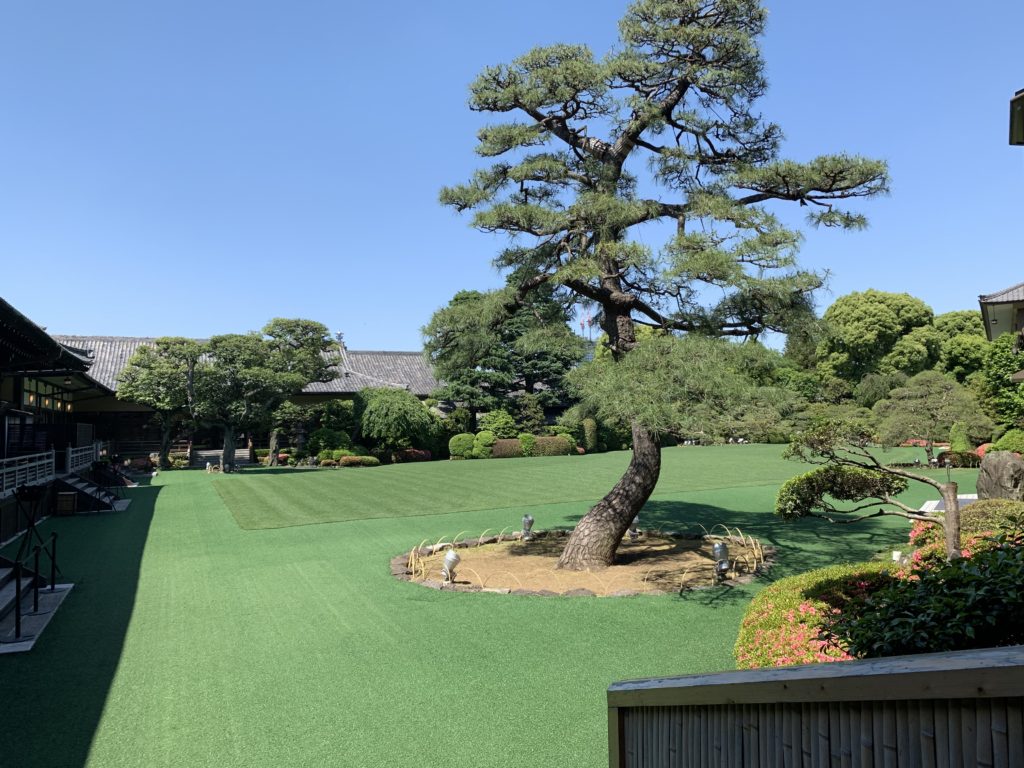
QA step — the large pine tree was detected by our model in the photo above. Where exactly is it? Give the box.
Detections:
[442,0,888,569]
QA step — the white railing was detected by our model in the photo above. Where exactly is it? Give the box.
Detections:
[0,451,56,498]
[66,444,97,474]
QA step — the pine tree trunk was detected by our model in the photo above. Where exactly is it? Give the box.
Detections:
[267,429,280,466]
[556,423,661,570]
[158,420,173,470]
[222,429,237,471]
[940,481,961,560]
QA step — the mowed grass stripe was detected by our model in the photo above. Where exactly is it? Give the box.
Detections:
[213,445,930,530]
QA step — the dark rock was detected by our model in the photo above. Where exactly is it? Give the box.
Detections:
[977,451,1024,501]
[562,588,596,597]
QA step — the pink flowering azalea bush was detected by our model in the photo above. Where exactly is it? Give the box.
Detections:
[734,562,889,669]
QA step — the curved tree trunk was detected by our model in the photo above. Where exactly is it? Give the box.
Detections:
[267,429,280,466]
[556,423,661,570]
[158,419,174,469]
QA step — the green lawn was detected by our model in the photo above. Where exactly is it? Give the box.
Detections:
[1,445,973,768]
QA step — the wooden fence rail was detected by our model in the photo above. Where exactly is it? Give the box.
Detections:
[608,646,1024,767]
[0,451,56,498]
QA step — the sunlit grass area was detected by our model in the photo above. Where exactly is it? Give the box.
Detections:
[1,445,971,767]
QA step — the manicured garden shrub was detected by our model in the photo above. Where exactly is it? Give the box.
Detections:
[534,435,573,456]
[961,499,1024,535]
[582,418,598,453]
[166,451,189,469]
[446,407,473,435]
[823,527,1024,658]
[307,427,348,455]
[339,455,380,467]
[993,428,1024,454]
[518,432,536,457]
[935,450,981,468]
[478,409,518,439]
[448,433,475,460]
[977,442,993,457]
[734,562,890,669]
[319,459,338,468]
[331,449,355,460]
[254,449,270,459]
[392,448,432,463]
[472,430,497,458]
[491,439,523,459]
[948,421,971,453]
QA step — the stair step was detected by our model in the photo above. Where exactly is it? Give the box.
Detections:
[0,577,36,621]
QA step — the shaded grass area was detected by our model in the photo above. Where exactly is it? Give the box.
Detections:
[0,446,974,768]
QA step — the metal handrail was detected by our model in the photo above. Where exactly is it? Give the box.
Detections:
[6,531,59,643]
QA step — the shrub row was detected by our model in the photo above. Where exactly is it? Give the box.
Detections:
[993,428,1024,454]
[936,450,981,468]
[447,432,575,459]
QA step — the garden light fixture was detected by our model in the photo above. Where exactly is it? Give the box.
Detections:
[712,541,730,581]
[441,549,460,583]
[522,514,535,540]
[628,515,640,541]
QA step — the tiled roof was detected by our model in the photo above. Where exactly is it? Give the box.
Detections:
[51,336,439,397]
[979,282,1024,304]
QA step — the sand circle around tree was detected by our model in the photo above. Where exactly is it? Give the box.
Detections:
[392,529,772,597]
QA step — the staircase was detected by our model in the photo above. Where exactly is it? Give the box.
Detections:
[58,475,131,513]
[0,554,73,652]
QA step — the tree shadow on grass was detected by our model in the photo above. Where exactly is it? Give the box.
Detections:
[558,498,904,583]
[0,484,159,768]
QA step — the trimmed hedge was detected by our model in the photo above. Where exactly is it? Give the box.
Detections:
[936,450,981,468]
[734,561,890,669]
[392,448,432,463]
[339,455,380,467]
[518,433,536,457]
[448,433,475,460]
[534,435,573,456]
[319,459,338,467]
[491,439,523,459]
[582,418,598,453]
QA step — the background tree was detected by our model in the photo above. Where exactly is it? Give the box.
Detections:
[934,310,988,383]
[423,286,585,415]
[978,334,1024,427]
[780,419,966,560]
[357,387,434,456]
[816,290,935,382]
[442,0,888,568]
[872,370,993,462]
[117,337,201,468]
[188,320,333,468]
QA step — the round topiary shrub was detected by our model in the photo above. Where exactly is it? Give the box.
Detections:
[319,459,338,468]
[534,435,573,456]
[734,561,890,669]
[518,433,536,457]
[472,430,497,458]
[961,499,1024,535]
[993,429,1024,454]
[448,433,475,460]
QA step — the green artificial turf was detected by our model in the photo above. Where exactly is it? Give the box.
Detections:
[0,445,973,768]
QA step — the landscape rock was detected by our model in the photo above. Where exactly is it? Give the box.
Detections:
[977,451,1024,501]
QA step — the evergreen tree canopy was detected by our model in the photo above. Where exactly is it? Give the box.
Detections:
[442,0,888,568]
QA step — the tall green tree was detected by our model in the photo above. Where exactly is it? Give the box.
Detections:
[872,370,993,462]
[817,290,936,382]
[117,337,202,468]
[423,286,585,414]
[978,333,1024,427]
[188,319,334,468]
[442,0,888,568]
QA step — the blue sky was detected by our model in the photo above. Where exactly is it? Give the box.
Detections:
[1,1,1021,350]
